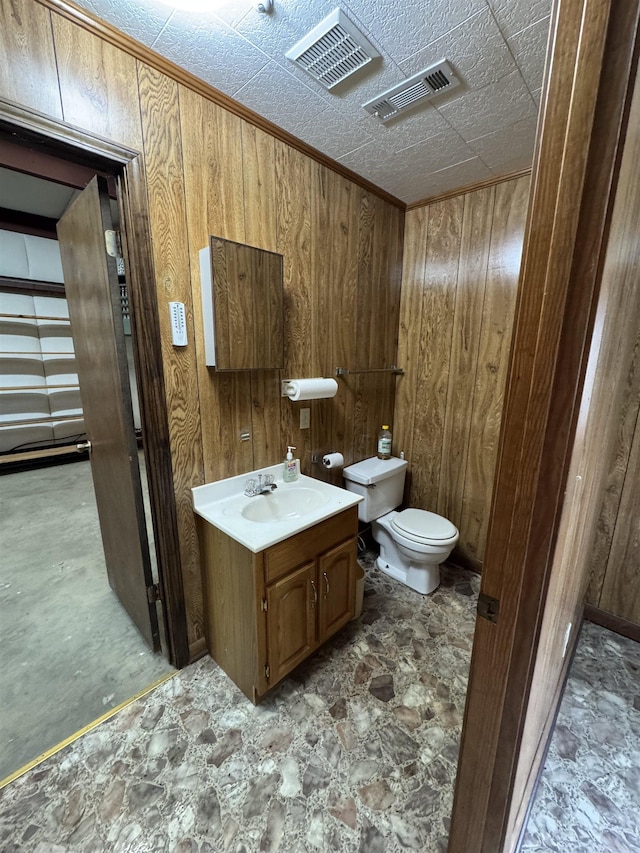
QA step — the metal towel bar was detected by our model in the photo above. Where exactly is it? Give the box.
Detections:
[335,366,404,376]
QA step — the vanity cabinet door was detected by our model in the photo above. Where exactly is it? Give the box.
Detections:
[318,537,357,643]
[266,560,317,685]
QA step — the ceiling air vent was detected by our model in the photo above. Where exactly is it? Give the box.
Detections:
[286,8,380,90]
[363,61,460,123]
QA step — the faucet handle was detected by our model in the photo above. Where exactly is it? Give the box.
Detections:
[264,473,275,486]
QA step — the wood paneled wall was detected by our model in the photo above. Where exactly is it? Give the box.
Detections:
[395,175,530,571]
[0,0,404,656]
[584,60,640,628]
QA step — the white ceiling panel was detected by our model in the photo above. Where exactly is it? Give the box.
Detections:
[399,9,518,93]
[507,16,551,94]
[152,10,271,96]
[69,0,553,203]
[486,0,552,39]
[72,0,173,44]
[344,0,485,64]
[468,115,538,172]
[437,70,537,140]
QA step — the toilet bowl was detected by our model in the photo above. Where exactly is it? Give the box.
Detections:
[373,508,458,594]
[343,456,459,595]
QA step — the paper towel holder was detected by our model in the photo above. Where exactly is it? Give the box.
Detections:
[281,378,337,399]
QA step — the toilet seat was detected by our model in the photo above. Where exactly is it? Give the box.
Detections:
[391,508,458,544]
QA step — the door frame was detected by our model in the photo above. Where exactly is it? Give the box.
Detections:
[0,97,190,668]
[449,0,640,850]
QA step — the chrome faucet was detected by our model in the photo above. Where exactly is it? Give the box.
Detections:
[244,473,278,497]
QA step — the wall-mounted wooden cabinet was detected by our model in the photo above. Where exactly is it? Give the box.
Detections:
[198,507,358,702]
[199,236,284,371]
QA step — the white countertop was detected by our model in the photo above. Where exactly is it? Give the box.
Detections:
[192,464,362,553]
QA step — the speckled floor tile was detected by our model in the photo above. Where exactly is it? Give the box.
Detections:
[0,556,479,852]
[521,621,640,853]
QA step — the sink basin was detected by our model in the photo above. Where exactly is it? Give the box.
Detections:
[192,463,363,552]
[241,487,329,523]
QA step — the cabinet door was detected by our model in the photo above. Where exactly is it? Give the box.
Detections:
[266,560,317,685]
[318,537,357,643]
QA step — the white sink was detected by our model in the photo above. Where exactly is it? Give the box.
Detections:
[192,463,363,552]
[241,486,329,523]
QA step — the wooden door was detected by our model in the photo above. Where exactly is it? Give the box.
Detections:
[448,1,640,850]
[318,537,357,641]
[56,176,160,651]
[266,561,316,683]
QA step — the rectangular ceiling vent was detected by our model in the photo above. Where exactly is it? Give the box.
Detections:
[363,61,460,122]
[286,8,380,90]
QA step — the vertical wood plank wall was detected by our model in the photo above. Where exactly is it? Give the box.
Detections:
[396,176,530,571]
[583,60,640,629]
[0,0,403,656]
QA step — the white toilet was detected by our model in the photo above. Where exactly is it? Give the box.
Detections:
[343,456,459,595]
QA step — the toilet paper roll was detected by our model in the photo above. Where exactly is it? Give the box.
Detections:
[283,378,338,401]
[322,452,344,469]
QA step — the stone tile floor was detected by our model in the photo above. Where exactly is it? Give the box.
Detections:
[0,556,479,852]
[1,553,638,853]
[521,621,640,853]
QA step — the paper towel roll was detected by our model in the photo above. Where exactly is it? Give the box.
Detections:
[322,452,344,469]
[283,377,338,401]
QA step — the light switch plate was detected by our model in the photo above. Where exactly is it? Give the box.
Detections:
[300,407,310,429]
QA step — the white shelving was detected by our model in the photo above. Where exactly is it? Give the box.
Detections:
[0,291,84,455]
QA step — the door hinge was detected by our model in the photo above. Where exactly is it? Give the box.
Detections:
[147,583,161,604]
[477,592,499,624]
[264,664,270,680]
[261,597,268,611]
[104,229,122,258]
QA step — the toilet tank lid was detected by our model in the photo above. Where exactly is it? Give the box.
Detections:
[343,455,408,486]
[392,508,458,540]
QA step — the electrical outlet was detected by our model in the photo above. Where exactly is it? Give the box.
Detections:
[300,407,310,429]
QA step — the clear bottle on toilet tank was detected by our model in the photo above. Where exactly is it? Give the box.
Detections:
[377,425,392,459]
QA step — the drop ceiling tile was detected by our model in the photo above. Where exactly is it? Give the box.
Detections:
[295,108,374,161]
[487,0,552,40]
[437,70,537,141]
[468,116,538,172]
[354,104,457,152]
[190,0,261,30]
[71,0,173,46]
[399,8,519,93]
[343,0,485,64]
[233,61,334,134]
[400,157,493,204]
[338,127,474,188]
[152,10,270,96]
[508,16,550,94]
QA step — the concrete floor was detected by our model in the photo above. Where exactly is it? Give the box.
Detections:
[0,456,174,782]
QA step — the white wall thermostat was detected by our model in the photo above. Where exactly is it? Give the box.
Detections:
[169,301,187,347]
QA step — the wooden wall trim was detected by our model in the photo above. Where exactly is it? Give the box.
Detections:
[33,0,405,211]
[406,169,532,211]
[0,96,190,668]
[584,604,640,643]
[448,0,640,849]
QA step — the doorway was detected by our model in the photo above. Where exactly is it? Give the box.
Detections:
[0,161,178,781]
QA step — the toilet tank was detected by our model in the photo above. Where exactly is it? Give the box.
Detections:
[343,456,408,522]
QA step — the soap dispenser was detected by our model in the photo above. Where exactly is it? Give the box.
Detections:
[283,445,299,483]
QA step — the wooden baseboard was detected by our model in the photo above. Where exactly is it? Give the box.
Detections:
[448,549,483,575]
[584,604,640,642]
[188,636,208,664]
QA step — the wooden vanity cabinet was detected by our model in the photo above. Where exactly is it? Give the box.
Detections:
[198,506,358,703]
